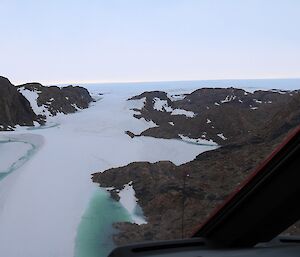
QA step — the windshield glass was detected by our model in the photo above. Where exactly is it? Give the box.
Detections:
[0,1,299,257]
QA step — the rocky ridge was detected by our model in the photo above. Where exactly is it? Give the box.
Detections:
[128,88,299,145]
[17,82,93,118]
[92,87,300,245]
[0,76,41,130]
[0,76,93,131]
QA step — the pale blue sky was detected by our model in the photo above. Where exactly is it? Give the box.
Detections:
[0,0,299,84]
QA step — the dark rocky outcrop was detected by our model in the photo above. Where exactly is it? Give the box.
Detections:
[0,76,40,130]
[17,83,93,116]
[128,88,300,145]
[92,136,286,245]
[93,87,300,245]
[125,131,136,138]
[0,76,94,131]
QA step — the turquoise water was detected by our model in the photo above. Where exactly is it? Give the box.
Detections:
[0,140,36,181]
[0,171,8,181]
[74,189,132,257]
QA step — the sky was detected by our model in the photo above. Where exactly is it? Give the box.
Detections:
[0,0,299,85]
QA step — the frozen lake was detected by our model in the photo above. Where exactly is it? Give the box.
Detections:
[0,83,218,257]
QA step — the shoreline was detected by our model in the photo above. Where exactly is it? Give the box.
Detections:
[0,134,44,180]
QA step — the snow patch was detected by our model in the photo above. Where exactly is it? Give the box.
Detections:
[46,98,54,105]
[270,89,288,94]
[153,98,196,117]
[71,104,80,111]
[153,98,173,112]
[104,187,115,191]
[179,134,218,146]
[221,95,236,103]
[18,87,52,118]
[217,133,227,140]
[118,182,147,225]
[171,109,196,118]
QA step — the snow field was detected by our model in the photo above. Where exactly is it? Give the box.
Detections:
[0,84,216,257]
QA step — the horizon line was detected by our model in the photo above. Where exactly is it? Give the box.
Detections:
[8,76,300,86]
[43,76,300,86]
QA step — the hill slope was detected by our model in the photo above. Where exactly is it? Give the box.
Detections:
[0,76,40,130]
[0,76,93,131]
[128,88,299,145]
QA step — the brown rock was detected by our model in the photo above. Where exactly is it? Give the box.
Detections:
[0,76,41,130]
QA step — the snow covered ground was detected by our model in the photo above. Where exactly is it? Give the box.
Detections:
[118,181,147,225]
[179,134,218,146]
[0,84,217,257]
[153,97,196,117]
[18,87,53,118]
